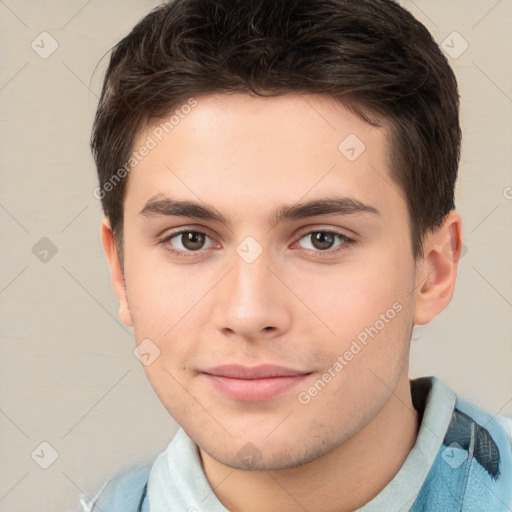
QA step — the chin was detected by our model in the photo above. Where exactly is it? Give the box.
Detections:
[197,425,347,472]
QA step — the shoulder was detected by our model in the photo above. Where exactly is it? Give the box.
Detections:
[412,378,512,511]
[454,394,512,452]
[80,462,153,512]
[495,415,512,448]
[444,394,512,509]
[451,393,512,470]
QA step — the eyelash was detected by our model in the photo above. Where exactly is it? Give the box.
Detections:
[159,229,356,259]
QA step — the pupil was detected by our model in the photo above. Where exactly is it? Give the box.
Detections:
[183,232,204,250]
[313,232,334,250]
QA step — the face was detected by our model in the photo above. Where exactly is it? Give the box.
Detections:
[112,93,421,470]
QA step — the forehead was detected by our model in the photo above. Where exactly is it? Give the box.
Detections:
[125,93,404,223]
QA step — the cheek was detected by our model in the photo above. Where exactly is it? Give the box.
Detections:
[125,250,212,337]
[299,299,414,433]
[297,255,413,348]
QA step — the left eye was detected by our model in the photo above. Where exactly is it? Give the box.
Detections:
[297,231,352,252]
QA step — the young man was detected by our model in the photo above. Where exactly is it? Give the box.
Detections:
[85,0,512,510]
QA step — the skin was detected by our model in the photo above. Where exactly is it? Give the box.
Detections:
[101,93,463,512]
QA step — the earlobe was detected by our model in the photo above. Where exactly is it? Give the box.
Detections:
[100,218,133,327]
[413,211,463,326]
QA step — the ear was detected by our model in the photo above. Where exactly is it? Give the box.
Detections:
[100,218,133,327]
[413,210,463,325]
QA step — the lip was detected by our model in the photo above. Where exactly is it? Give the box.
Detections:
[201,365,312,402]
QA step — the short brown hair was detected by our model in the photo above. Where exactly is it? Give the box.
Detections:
[91,0,461,263]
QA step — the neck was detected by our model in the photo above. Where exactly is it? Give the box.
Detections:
[200,373,419,512]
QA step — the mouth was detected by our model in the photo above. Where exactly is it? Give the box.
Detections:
[201,365,313,402]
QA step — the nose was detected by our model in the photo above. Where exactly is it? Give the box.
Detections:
[211,246,292,342]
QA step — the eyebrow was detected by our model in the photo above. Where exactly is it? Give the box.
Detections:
[139,194,380,226]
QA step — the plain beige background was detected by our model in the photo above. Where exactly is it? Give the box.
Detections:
[0,1,511,511]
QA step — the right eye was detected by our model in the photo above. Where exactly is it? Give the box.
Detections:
[161,230,218,256]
